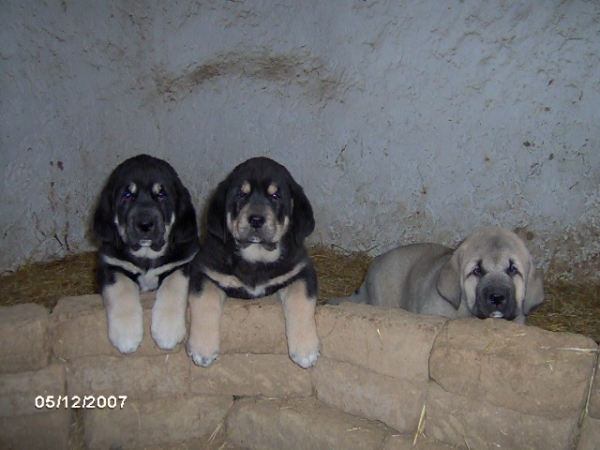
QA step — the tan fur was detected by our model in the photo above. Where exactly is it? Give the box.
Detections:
[187,280,227,367]
[150,269,189,350]
[277,280,321,368]
[102,272,143,354]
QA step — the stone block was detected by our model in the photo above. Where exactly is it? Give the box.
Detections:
[317,303,447,381]
[67,351,190,400]
[227,396,395,450]
[0,364,65,417]
[430,319,598,419]
[0,304,49,373]
[382,434,456,450]
[425,383,579,450]
[577,415,600,450]
[0,409,71,450]
[51,293,183,360]
[312,357,427,433]
[587,350,600,419]
[220,297,288,355]
[84,394,234,450]
[190,353,312,398]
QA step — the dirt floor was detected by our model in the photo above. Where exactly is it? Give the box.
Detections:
[0,245,599,343]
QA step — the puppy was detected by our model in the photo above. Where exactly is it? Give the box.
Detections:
[93,154,199,353]
[187,157,320,368]
[330,227,544,323]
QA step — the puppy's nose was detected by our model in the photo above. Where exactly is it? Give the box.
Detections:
[137,219,154,233]
[489,293,505,306]
[249,214,265,229]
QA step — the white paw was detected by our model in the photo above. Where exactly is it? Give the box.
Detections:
[108,314,143,354]
[151,310,186,350]
[288,333,321,369]
[187,344,219,368]
[290,348,321,369]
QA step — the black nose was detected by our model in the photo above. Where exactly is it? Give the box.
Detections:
[249,214,265,229]
[138,220,154,233]
[489,294,505,306]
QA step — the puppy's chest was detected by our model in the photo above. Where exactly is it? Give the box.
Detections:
[137,271,160,292]
[202,261,305,299]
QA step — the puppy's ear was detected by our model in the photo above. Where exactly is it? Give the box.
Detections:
[206,180,229,243]
[289,179,315,244]
[523,261,545,315]
[93,184,117,244]
[172,182,199,245]
[436,251,462,310]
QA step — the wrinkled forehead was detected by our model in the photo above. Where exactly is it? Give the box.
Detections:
[462,234,528,269]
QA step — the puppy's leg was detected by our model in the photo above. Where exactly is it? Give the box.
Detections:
[278,279,321,369]
[151,269,189,350]
[102,272,143,354]
[187,279,226,367]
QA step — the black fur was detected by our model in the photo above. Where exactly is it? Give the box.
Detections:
[190,157,317,299]
[93,154,200,292]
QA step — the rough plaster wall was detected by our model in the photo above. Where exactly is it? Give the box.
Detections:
[1,0,599,279]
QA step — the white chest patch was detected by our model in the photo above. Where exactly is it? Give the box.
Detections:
[137,272,160,291]
[203,261,306,298]
[102,253,196,293]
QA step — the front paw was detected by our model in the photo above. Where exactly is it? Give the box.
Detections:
[289,334,321,369]
[151,309,186,350]
[187,346,220,368]
[108,314,143,354]
[187,331,221,368]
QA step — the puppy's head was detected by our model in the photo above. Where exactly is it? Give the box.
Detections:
[207,157,314,263]
[93,154,197,259]
[437,227,545,321]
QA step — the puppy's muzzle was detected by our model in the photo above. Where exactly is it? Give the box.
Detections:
[249,214,266,230]
[128,207,166,248]
[476,277,518,320]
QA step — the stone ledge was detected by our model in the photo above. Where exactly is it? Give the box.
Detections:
[312,357,428,434]
[317,303,447,381]
[226,396,395,450]
[429,318,598,419]
[84,394,234,450]
[190,353,312,398]
[424,383,580,450]
[0,303,49,374]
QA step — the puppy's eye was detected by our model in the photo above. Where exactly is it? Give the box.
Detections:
[271,192,281,201]
[123,190,134,201]
[156,190,167,200]
[471,267,483,277]
[507,263,519,275]
[236,191,246,199]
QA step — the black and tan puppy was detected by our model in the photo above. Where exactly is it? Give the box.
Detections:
[93,154,199,354]
[188,157,320,369]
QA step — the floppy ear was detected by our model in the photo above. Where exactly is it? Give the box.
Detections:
[171,182,199,245]
[523,262,545,315]
[436,251,462,310]
[206,180,229,243]
[289,179,315,244]
[93,184,117,244]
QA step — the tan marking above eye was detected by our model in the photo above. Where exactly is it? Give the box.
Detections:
[152,183,163,195]
[241,181,251,194]
[128,182,137,194]
[267,183,279,196]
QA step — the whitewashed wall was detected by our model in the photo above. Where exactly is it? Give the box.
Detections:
[1,0,599,279]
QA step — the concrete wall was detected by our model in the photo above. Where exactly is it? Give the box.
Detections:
[1,0,599,277]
